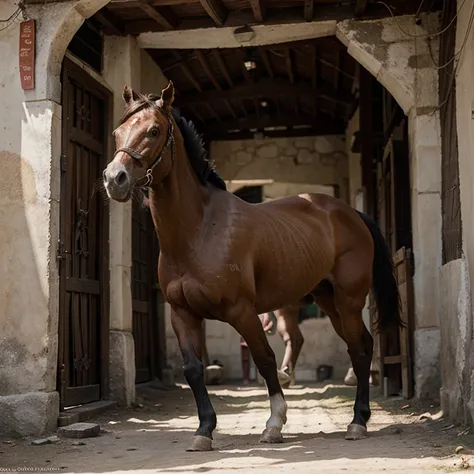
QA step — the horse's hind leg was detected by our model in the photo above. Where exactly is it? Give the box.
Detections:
[230,305,287,443]
[333,263,373,440]
[171,307,217,451]
[313,277,372,440]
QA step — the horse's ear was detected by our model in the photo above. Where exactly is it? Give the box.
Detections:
[159,81,175,111]
[122,85,139,105]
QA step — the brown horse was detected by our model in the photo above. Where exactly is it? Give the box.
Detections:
[103,82,401,452]
[261,304,304,387]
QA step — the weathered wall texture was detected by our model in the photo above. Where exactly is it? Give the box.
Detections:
[339,14,443,398]
[439,258,472,423]
[211,136,349,202]
[0,0,64,436]
[449,0,474,424]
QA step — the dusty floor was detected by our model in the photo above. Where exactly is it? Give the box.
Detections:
[1,382,474,473]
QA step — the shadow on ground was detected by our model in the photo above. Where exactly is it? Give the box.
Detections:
[0,382,471,473]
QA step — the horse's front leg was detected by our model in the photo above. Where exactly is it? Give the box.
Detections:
[231,306,288,443]
[171,307,217,451]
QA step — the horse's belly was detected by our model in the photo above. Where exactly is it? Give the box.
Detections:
[254,261,329,314]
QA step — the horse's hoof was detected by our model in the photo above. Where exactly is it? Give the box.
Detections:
[186,435,213,451]
[345,424,368,440]
[277,370,291,387]
[260,427,283,444]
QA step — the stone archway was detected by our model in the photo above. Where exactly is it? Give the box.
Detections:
[336,14,442,397]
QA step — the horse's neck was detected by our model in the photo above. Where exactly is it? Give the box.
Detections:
[148,140,209,257]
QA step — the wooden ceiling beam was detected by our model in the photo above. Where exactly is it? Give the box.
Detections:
[195,50,223,90]
[213,50,234,87]
[176,78,353,106]
[171,51,203,92]
[137,0,178,29]
[285,48,295,85]
[94,9,126,35]
[210,125,345,141]
[207,113,345,133]
[355,0,369,16]
[304,0,314,21]
[225,100,238,119]
[198,0,228,26]
[249,0,266,22]
[259,48,274,79]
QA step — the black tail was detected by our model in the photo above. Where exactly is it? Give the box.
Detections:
[357,211,403,332]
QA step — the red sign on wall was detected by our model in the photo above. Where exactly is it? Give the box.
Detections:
[19,19,35,90]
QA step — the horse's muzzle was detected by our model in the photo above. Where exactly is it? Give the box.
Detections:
[103,162,132,202]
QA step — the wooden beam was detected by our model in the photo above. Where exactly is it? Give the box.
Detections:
[94,9,126,35]
[198,0,228,26]
[206,113,344,133]
[172,51,202,92]
[249,0,266,22]
[213,50,234,87]
[225,100,238,118]
[176,78,353,106]
[259,48,274,79]
[195,50,222,90]
[285,48,295,85]
[205,103,220,120]
[211,125,345,141]
[304,0,314,21]
[355,0,369,16]
[137,0,178,29]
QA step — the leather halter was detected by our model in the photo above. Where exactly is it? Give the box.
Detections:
[113,114,175,186]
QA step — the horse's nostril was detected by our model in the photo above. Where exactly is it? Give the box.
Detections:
[116,171,128,186]
[103,170,108,183]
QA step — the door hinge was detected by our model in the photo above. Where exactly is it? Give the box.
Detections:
[60,154,67,172]
[56,239,69,263]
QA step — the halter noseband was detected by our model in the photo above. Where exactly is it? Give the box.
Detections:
[113,113,175,186]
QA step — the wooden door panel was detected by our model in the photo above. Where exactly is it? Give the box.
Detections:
[58,58,110,408]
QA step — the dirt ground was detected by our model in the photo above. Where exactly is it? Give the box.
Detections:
[1,382,474,473]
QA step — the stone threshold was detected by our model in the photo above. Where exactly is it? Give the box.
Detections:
[57,400,117,427]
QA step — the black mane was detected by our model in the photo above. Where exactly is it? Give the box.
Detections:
[121,93,227,191]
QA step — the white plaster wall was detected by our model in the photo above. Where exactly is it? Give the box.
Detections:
[140,49,168,94]
[211,136,348,201]
[454,0,474,422]
[0,2,59,396]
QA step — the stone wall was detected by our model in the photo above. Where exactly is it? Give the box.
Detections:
[444,0,474,424]
[210,136,349,202]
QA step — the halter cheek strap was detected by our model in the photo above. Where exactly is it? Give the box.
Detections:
[113,115,175,186]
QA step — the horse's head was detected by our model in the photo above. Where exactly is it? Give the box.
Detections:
[103,81,175,202]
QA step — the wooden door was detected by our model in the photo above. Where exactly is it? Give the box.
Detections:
[57,58,111,409]
[132,201,164,383]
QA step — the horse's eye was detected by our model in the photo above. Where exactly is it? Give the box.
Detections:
[150,127,159,137]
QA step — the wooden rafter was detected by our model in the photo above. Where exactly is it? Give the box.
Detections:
[205,103,220,120]
[172,51,202,92]
[259,48,274,78]
[207,113,345,133]
[304,0,314,21]
[249,0,266,22]
[176,78,353,106]
[195,50,222,90]
[285,49,295,85]
[211,125,345,141]
[213,50,234,87]
[225,101,238,118]
[137,0,178,30]
[198,0,228,26]
[94,9,125,35]
[355,0,369,16]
